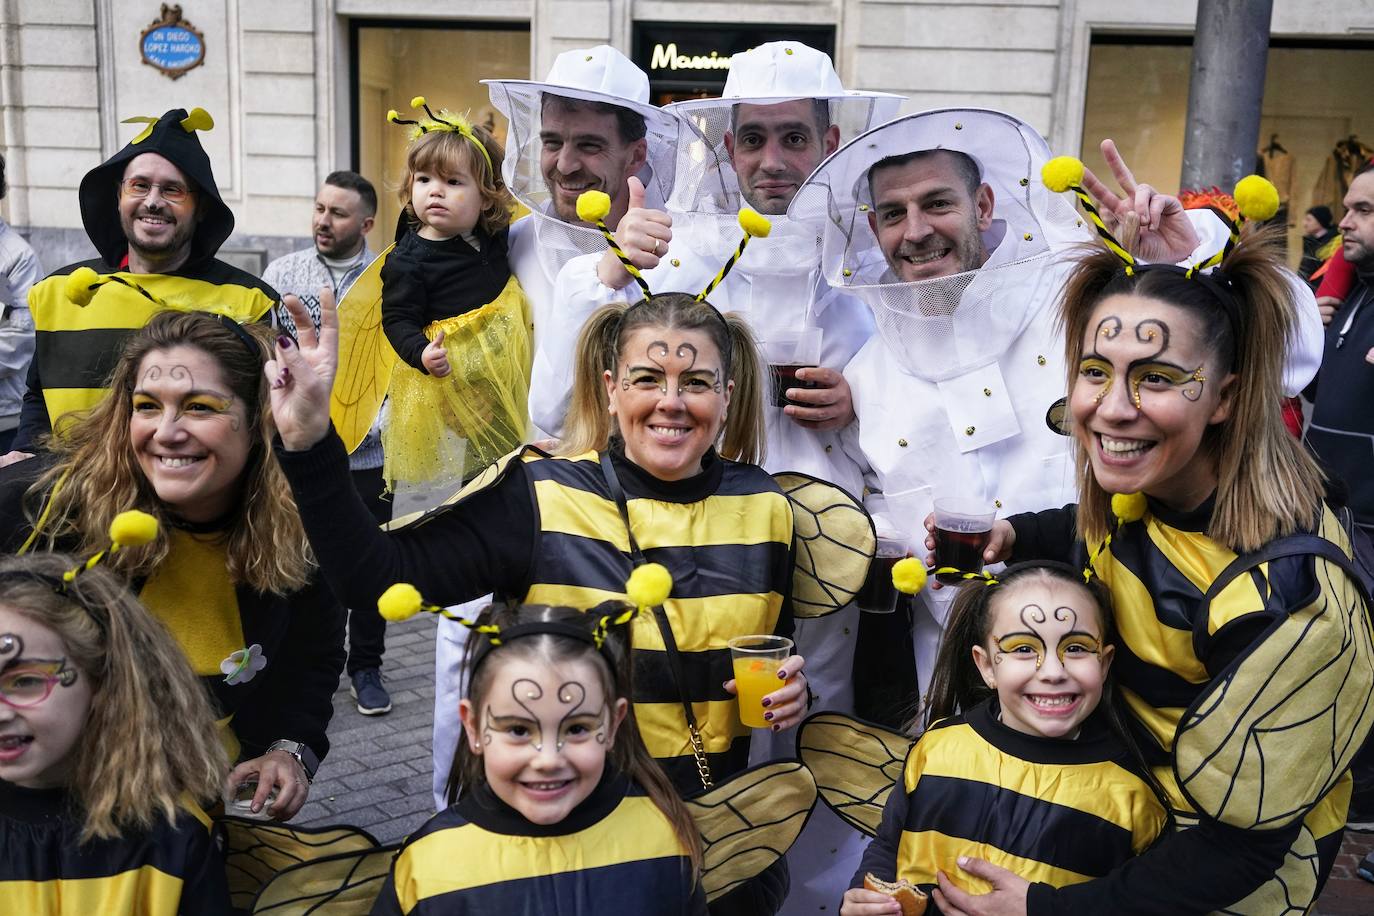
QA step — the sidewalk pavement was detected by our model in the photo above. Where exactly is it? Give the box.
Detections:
[294,615,1374,911]
[296,613,439,845]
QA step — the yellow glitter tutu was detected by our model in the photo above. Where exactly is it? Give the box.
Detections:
[382,275,532,489]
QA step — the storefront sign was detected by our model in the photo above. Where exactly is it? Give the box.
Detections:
[633,22,835,91]
[140,4,205,80]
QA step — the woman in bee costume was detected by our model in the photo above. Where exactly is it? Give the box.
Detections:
[930,167,1374,915]
[269,195,873,915]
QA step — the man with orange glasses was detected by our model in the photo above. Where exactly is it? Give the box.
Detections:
[6,107,276,464]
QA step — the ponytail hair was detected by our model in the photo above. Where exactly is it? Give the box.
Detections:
[0,554,227,842]
[451,603,703,874]
[558,293,767,465]
[1058,226,1324,552]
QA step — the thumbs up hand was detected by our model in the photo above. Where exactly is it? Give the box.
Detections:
[596,176,674,289]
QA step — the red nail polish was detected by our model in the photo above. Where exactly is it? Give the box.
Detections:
[761,696,772,707]
[771,723,780,732]
[764,711,773,721]
[277,335,293,349]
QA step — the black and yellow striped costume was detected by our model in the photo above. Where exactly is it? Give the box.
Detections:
[0,461,347,769]
[0,779,230,915]
[276,435,794,796]
[854,698,1167,901]
[1008,496,1374,914]
[22,258,275,445]
[520,451,791,788]
[372,771,705,915]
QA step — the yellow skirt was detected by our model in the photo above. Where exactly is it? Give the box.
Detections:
[383,276,532,489]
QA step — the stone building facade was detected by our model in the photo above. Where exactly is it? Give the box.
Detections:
[1,0,1369,271]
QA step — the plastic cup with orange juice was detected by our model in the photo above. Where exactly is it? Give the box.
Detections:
[728,635,794,728]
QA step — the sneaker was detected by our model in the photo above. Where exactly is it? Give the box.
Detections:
[1359,852,1374,884]
[350,668,392,716]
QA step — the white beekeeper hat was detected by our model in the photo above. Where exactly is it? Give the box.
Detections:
[666,42,904,214]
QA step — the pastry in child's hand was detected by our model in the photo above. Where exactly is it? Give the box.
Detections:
[863,873,929,916]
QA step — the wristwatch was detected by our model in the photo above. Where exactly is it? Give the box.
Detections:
[266,739,319,783]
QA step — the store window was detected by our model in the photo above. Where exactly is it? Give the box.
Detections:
[632,23,835,105]
[351,21,530,253]
[1081,36,1374,262]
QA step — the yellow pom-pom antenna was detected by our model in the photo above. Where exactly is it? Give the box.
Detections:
[576,190,612,224]
[65,266,101,307]
[179,107,214,134]
[738,208,771,239]
[378,583,424,623]
[1111,492,1147,524]
[1042,156,1086,194]
[1043,153,1135,274]
[891,557,927,595]
[579,191,652,300]
[109,510,158,548]
[1233,175,1280,222]
[625,563,673,609]
[1085,491,1146,583]
[699,209,774,302]
[386,109,401,123]
[410,96,427,111]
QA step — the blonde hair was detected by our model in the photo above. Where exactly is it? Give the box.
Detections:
[400,127,512,236]
[0,554,227,842]
[1059,227,1324,551]
[26,311,312,594]
[451,603,704,875]
[559,293,767,465]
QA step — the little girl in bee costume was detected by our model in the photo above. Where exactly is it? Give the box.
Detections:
[353,99,531,490]
[839,560,1168,915]
[0,529,231,915]
[371,581,707,915]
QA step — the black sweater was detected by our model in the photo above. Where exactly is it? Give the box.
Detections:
[379,227,512,371]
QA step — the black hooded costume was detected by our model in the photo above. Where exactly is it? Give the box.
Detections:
[16,107,277,450]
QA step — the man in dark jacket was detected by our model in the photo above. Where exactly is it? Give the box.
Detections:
[5,107,276,461]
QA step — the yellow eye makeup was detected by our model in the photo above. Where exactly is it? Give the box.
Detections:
[1126,363,1207,408]
[994,633,1046,668]
[185,395,234,414]
[1078,358,1115,403]
[1056,634,1102,664]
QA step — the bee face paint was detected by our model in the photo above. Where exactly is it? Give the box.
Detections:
[973,578,1113,740]
[462,655,626,826]
[1070,294,1235,511]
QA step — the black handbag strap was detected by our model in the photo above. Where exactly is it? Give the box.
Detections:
[599,451,713,788]
[1201,533,1372,611]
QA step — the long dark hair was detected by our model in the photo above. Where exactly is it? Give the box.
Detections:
[448,603,703,873]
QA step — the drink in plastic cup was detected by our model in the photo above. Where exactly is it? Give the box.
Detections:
[932,497,996,585]
[227,778,277,820]
[728,635,794,728]
[858,535,908,614]
[763,328,823,407]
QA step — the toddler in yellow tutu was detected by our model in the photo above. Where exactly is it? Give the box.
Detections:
[379,101,531,489]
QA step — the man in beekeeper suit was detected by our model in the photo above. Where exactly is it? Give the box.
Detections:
[789,110,1324,713]
[427,46,687,810]
[530,41,903,915]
